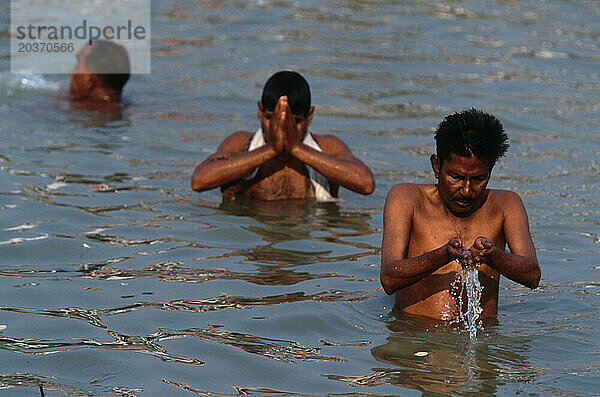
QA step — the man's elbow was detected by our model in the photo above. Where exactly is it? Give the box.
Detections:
[191,174,212,192]
[362,177,375,195]
[191,175,201,191]
[356,173,375,195]
[380,274,396,295]
[529,266,541,289]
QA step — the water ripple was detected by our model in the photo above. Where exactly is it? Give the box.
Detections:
[0,373,142,396]
[158,326,345,363]
[0,332,204,366]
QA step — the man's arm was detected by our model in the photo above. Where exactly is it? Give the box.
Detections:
[469,191,540,289]
[191,131,278,192]
[289,135,375,195]
[380,185,470,294]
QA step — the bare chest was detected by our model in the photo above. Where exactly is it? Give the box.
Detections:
[244,161,313,200]
[409,205,505,259]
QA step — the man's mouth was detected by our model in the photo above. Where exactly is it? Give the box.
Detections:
[454,199,471,208]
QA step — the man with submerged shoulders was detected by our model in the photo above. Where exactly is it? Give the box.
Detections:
[380,108,541,322]
[191,71,375,201]
[70,40,130,104]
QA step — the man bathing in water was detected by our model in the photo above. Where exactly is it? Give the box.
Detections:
[380,109,541,322]
[191,71,375,201]
[70,40,130,105]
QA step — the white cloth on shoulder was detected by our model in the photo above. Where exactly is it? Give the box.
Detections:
[245,128,335,201]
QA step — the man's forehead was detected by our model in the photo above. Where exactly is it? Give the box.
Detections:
[262,109,307,118]
[442,153,490,171]
[77,44,94,58]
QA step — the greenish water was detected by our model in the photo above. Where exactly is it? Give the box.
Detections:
[1,1,599,396]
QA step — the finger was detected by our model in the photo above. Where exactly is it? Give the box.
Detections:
[284,105,295,126]
[454,247,468,258]
[468,248,479,260]
[275,96,287,113]
[452,236,463,245]
[476,236,490,246]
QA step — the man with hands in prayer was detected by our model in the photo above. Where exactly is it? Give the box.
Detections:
[191,71,374,201]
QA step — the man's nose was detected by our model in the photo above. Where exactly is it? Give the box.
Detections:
[460,180,472,197]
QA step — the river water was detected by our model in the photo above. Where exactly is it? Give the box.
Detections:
[1,1,599,396]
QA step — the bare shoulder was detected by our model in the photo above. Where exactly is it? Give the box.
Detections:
[488,189,526,209]
[488,189,529,222]
[311,134,350,155]
[385,183,428,208]
[387,183,423,198]
[217,131,254,153]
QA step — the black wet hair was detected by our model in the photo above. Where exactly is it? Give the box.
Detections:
[87,40,130,92]
[434,108,509,169]
[261,71,311,116]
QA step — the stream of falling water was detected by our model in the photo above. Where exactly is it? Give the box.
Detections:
[452,261,483,340]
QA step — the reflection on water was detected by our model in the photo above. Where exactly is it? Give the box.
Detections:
[0,373,142,396]
[218,199,377,265]
[1,287,368,366]
[365,316,537,396]
[159,326,345,363]
[0,197,379,391]
[163,380,322,397]
[0,330,204,365]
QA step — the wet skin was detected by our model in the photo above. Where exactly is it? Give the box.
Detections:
[70,44,122,104]
[380,153,540,321]
[191,96,374,200]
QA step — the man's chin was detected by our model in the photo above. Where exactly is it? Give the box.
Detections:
[69,88,79,100]
[449,202,475,216]
[69,90,87,102]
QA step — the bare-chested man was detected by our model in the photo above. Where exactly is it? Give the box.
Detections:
[380,109,541,322]
[191,71,375,201]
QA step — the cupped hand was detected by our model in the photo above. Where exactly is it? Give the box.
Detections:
[469,236,493,265]
[446,237,472,265]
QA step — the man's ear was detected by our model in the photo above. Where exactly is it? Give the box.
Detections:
[85,73,100,93]
[257,101,263,121]
[306,106,315,126]
[430,154,440,179]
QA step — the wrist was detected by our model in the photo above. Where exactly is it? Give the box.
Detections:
[288,141,305,158]
[261,144,279,159]
[486,246,497,265]
[442,244,453,263]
